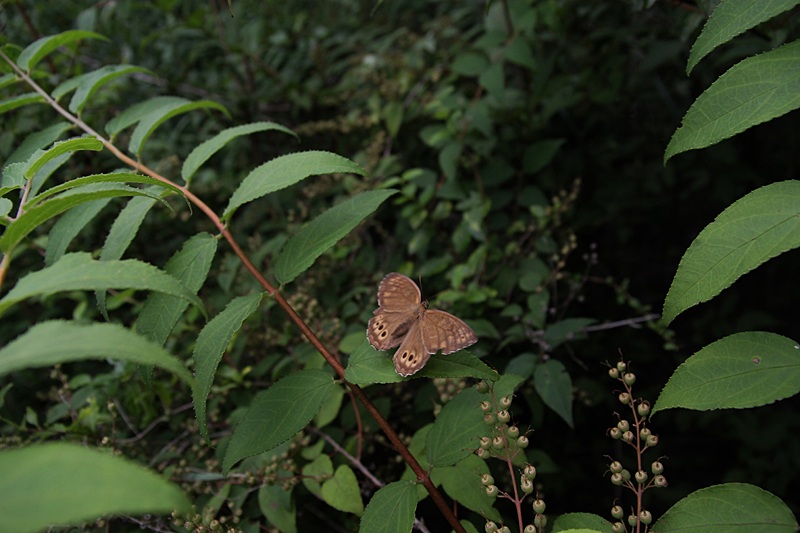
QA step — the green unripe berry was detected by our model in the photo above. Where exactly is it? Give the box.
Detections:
[480,436,491,449]
[622,430,634,442]
[491,436,505,450]
[621,469,631,481]
[484,413,497,426]
[611,505,624,519]
[497,410,511,423]
[480,474,495,486]
[608,367,620,379]
[476,447,488,458]
[498,527,511,533]
[610,473,624,486]
[516,435,529,448]
[609,427,621,439]
[500,395,513,408]
[640,510,652,525]
[611,522,624,532]
[616,361,627,372]
[635,470,648,484]
[623,372,636,385]
[617,420,629,432]
[637,401,651,417]
[646,434,659,447]
[507,425,520,439]
[651,460,664,474]
[534,515,547,528]
[524,464,537,478]
[524,525,536,533]
[532,499,546,514]
[618,392,630,404]
[481,401,493,412]
[640,428,651,440]
[520,476,533,493]
[655,475,668,487]
[485,521,498,533]
[627,514,638,526]
[609,461,623,473]
[485,485,499,498]
[477,381,491,394]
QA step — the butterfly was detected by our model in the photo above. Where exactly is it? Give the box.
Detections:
[367,272,478,377]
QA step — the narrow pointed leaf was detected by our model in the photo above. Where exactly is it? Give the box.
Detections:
[68,65,152,114]
[0,93,46,114]
[3,122,71,168]
[652,332,800,414]
[662,181,800,324]
[45,198,112,266]
[129,100,230,156]
[275,189,396,284]
[223,151,368,221]
[426,387,489,467]
[16,30,108,71]
[29,172,183,207]
[321,465,364,516]
[0,183,168,254]
[222,369,334,473]
[194,292,263,444]
[0,320,195,388]
[137,233,217,384]
[666,41,800,162]
[0,443,190,533]
[24,137,104,180]
[0,73,18,90]
[359,481,418,533]
[0,252,205,318]
[652,483,797,533]
[182,122,297,185]
[687,0,800,74]
[534,359,574,428]
[105,96,188,136]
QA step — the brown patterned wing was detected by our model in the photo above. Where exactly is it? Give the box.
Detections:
[376,273,421,312]
[367,311,413,351]
[420,309,477,355]
[392,321,430,377]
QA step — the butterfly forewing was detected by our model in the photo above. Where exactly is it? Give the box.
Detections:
[376,273,421,312]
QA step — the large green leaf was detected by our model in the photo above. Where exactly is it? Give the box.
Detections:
[0,183,168,254]
[136,233,217,384]
[16,30,108,71]
[23,137,104,181]
[436,454,500,521]
[321,465,364,516]
[662,181,800,324]
[258,482,297,533]
[45,198,112,266]
[344,338,404,385]
[0,320,195,388]
[665,41,800,162]
[534,359,574,428]
[128,99,230,155]
[3,122,71,168]
[29,171,179,206]
[193,292,263,444]
[222,151,368,221]
[0,252,205,318]
[552,513,615,533]
[687,0,800,74]
[426,387,489,467]
[652,483,797,533]
[222,369,334,473]
[182,122,297,185]
[417,349,497,380]
[57,65,152,114]
[0,93,46,114]
[359,481,418,533]
[274,189,396,284]
[105,96,188,135]
[652,332,800,414]
[0,443,191,533]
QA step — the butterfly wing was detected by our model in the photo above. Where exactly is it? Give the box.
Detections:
[392,321,430,377]
[367,273,424,351]
[420,309,478,355]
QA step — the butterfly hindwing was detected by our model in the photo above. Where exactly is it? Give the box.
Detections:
[421,309,478,355]
[367,311,412,351]
[392,321,430,377]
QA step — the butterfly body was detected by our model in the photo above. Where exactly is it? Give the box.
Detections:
[367,273,477,377]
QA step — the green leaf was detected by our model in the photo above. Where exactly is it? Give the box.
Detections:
[314,383,345,428]
[16,30,108,71]
[0,321,195,388]
[438,142,461,181]
[687,0,800,74]
[665,41,800,162]
[652,483,797,533]
[505,353,537,380]
[418,349,498,380]
[543,318,595,349]
[105,96,187,136]
[193,292,263,444]
[344,338,404,385]
[383,101,404,138]
[45,198,111,266]
[0,252,205,318]
[223,151,368,222]
[301,454,334,497]
[23,137,102,184]
[552,513,615,533]
[0,183,169,254]
[222,369,334,473]
[452,52,489,76]
[65,65,152,114]
[0,73,19,90]
[258,482,297,533]
[321,465,364,516]
[0,443,190,533]
[0,93,46,114]
[426,387,489,467]
[182,122,297,185]
[652,332,800,415]
[359,481,418,533]
[523,139,566,174]
[437,455,501,522]
[491,373,525,400]
[534,359,574,428]
[3,122,71,168]
[662,181,800,324]
[0,383,13,410]
[137,233,217,384]
[128,99,230,156]
[275,190,396,284]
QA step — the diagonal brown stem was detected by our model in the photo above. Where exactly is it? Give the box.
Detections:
[1,50,466,533]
